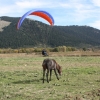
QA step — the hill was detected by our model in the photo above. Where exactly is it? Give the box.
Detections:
[0,16,100,48]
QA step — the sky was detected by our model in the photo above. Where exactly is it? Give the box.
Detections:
[1,0,100,30]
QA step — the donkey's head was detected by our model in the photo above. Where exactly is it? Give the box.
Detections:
[57,64,62,76]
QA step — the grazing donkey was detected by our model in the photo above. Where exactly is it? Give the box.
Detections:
[42,58,62,83]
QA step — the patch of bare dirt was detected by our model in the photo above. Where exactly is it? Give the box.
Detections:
[0,20,11,31]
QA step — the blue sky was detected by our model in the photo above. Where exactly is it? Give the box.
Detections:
[1,0,100,30]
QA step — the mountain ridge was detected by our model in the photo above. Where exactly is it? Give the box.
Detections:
[0,16,100,48]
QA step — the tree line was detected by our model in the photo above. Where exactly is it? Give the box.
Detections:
[0,46,77,54]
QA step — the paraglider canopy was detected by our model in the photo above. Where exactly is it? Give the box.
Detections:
[17,9,54,29]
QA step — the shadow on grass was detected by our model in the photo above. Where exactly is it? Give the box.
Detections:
[13,78,43,84]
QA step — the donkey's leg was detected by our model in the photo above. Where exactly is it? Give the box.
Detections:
[54,69,59,80]
[49,69,52,81]
[46,69,49,83]
[43,69,45,83]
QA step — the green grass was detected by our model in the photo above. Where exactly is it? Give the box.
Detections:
[0,54,100,100]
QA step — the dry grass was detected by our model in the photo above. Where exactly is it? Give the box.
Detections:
[49,51,100,56]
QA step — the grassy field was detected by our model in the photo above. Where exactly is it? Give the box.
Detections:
[0,53,100,100]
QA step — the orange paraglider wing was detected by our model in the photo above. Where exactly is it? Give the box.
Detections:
[17,10,54,29]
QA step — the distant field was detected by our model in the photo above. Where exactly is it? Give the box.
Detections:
[0,53,100,100]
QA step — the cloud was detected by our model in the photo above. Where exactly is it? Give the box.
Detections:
[89,20,100,29]
[0,5,15,16]
[57,1,92,19]
[16,0,49,8]
[91,0,100,7]
[15,0,63,9]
